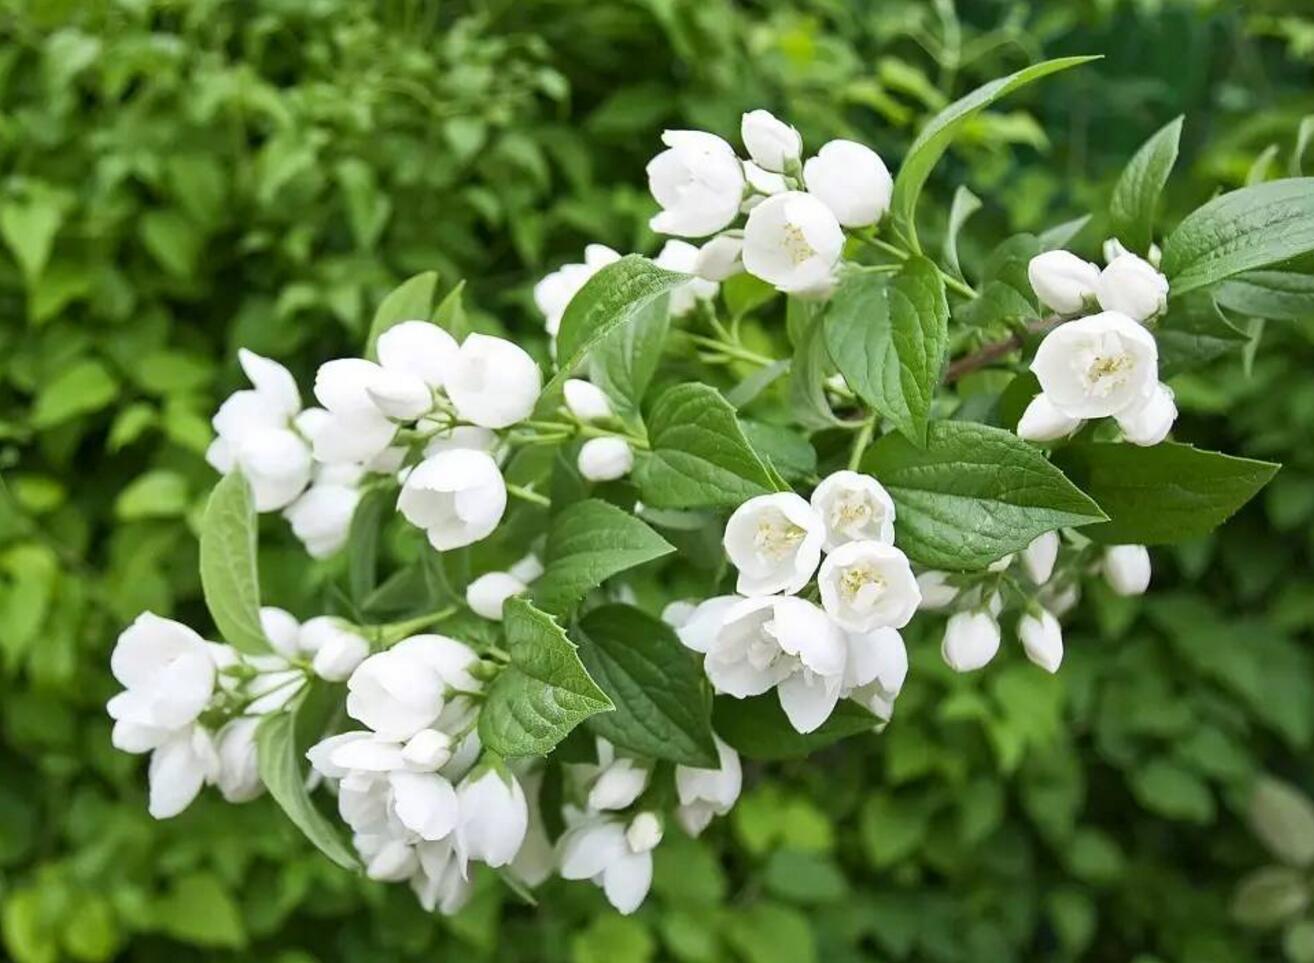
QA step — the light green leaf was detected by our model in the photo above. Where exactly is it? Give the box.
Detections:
[30,359,118,429]
[862,421,1106,570]
[636,383,782,509]
[790,308,844,431]
[588,293,670,424]
[540,255,687,410]
[1216,270,1314,322]
[199,472,270,655]
[1039,215,1092,251]
[1293,115,1314,177]
[139,209,202,279]
[1052,442,1278,545]
[432,279,470,339]
[364,272,438,359]
[1161,178,1314,296]
[533,499,674,615]
[1131,758,1215,823]
[256,706,359,870]
[824,257,948,445]
[740,421,817,483]
[1109,115,1183,254]
[115,470,189,521]
[1248,777,1314,868]
[943,185,982,279]
[155,873,246,949]
[347,486,389,602]
[1232,866,1309,928]
[576,604,717,767]
[1,189,64,281]
[713,696,878,761]
[890,56,1099,250]
[479,598,613,757]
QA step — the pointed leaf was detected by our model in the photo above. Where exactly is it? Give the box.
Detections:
[364,271,438,359]
[200,472,270,654]
[1109,115,1183,253]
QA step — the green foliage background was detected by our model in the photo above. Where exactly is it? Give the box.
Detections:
[1,0,1313,960]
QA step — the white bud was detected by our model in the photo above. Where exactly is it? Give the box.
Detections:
[444,334,542,429]
[1096,253,1169,321]
[660,600,698,629]
[589,757,650,811]
[215,718,263,803]
[310,626,370,682]
[563,379,614,422]
[647,130,745,238]
[509,553,545,584]
[365,372,433,421]
[941,610,1001,673]
[803,139,893,228]
[1115,382,1177,447]
[1028,250,1100,315]
[1018,610,1063,673]
[376,320,458,389]
[695,233,745,281]
[626,812,664,853]
[397,449,506,551]
[1103,544,1151,596]
[741,109,802,172]
[402,729,453,771]
[1022,531,1060,585]
[915,571,959,611]
[577,437,634,481]
[1017,393,1083,443]
[465,572,527,621]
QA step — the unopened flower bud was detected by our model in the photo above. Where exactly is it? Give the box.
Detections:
[1096,253,1169,321]
[1028,250,1100,314]
[466,572,527,621]
[1018,609,1063,673]
[564,379,613,422]
[1022,531,1059,585]
[1103,545,1151,596]
[941,610,1001,673]
[741,109,802,173]
[1017,393,1083,443]
[311,628,370,682]
[578,437,634,482]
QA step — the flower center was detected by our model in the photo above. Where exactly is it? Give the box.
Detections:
[781,223,815,266]
[830,493,873,535]
[839,564,885,610]
[754,514,805,560]
[1076,337,1135,398]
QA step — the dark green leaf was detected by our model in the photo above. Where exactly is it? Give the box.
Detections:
[1215,270,1314,322]
[588,293,670,423]
[1109,115,1183,253]
[714,696,878,760]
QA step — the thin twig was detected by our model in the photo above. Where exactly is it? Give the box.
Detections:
[943,315,1063,383]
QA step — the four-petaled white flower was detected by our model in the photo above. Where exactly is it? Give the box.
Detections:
[345,634,481,740]
[803,139,893,228]
[742,191,844,294]
[810,469,897,550]
[843,626,908,721]
[107,613,216,752]
[310,358,400,465]
[454,767,530,870]
[647,130,745,238]
[443,333,542,429]
[817,540,921,633]
[207,349,313,511]
[398,448,507,551]
[1028,250,1100,315]
[723,492,825,596]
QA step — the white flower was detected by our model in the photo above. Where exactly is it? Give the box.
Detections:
[741,109,802,172]
[916,571,960,611]
[647,130,745,238]
[1016,393,1083,442]
[1115,382,1177,446]
[283,463,363,559]
[147,726,219,819]
[1096,252,1169,321]
[1103,544,1151,596]
[376,320,458,392]
[626,812,663,853]
[308,359,399,464]
[660,599,698,629]
[1030,311,1159,419]
[578,437,634,482]
[843,626,908,721]
[107,613,216,739]
[402,729,454,771]
[215,717,263,803]
[742,191,844,293]
[1027,250,1101,315]
[310,624,371,682]
[809,470,896,550]
[534,245,623,336]
[690,595,848,734]
[742,161,788,198]
[206,350,312,511]
[803,139,893,228]
[563,379,613,422]
[508,767,555,888]
[1018,610,1063,673]
[558,813,654,914]
[676,736,742,836]
[465,572,527,621]
[1022,531,1060,585]
[723,492,825,596]
[455,768,529,869]
[817,540,920,632]
[398,449,506,551]
[412,838,473,914]
[443,334,541,429]
[695,233,744,281]
[423,424,501,459]
[941,610,1001,673]
[588,757,650,811]
[345,635,481,740]
[654,239,719,316]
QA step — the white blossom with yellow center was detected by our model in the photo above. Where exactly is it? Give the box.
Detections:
[817,540,921,633]
[810,470,897,551]
[723,492,825,596]
[741,191,844,294]
[1030,310,1159,420]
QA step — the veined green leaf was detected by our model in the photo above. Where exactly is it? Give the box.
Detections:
[1109,115,1183,254]
[199,471,270,654]
[714,696,879,760]
[1215,270,1314,322]
[588,292,670,424]
[364,272,438,359]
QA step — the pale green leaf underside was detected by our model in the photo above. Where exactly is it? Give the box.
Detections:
[199,471,270,654]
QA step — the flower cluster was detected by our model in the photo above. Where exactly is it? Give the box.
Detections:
[1020,242,1177,446]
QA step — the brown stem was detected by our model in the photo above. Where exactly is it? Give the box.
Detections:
[943,315,1063,383]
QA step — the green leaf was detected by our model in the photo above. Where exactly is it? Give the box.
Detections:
[256,705,359,871]
[1248,777,1314,868]
[1293,115,1314,177]
[1039,215,1092,251]
[1232,867,1309,928]
[156,873,247,949]
[364,271,438,359]
[433,279,471,339]
[1161,178,1314,296]
[479,598,613,757]
[1052,442,1279,545]
[943,185,981,280]
[1216,270,1314,322]
[952,233,1041,329]
[713,696,878,760]
[740,421,817,483]
[114,470,189,521]
[862,421,1106,570]
[1131,758,1215,823]
[790,309,844,431]
[199,472,270,655]
[1156,295,1251,376]
[636,382,782,509]
[139,209,202,279]
[576,604,717,767]
[30,359,118,429]
[889,56,1099,249]
[533,499,674,615]
[1109,115,1183,254]
[1,189,64,281]
[588,293,670,424]
[824,257,948,444]
[347,486,389,603]
[540,255,687,410]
